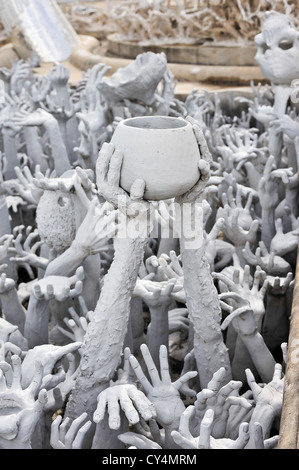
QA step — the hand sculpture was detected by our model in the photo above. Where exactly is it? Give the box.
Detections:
[245,364,284,448]
[171,406,250,449]
[242,240,291,276]
[270,217,299,257]
[9,225,48,272]
[0,355,48,449]
[216,187,259,265]
[31,266,84,302]
[129,344,197,448]
[20,342,82,389]
[93,383,157,430]
[50,412,92,449]
[193,366,251,439]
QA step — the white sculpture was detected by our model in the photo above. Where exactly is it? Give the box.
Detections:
[0,9,298,449]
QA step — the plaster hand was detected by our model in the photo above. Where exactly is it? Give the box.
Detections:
[248,98,276,127]
[72,198,118,256]
[12,106,57,129]
[0,235,13,264]
[46,352,80,405]
[214,264,269,325]
[252,421,279,449]
[8,165,45,206]
[242,240,291,276]
[168,308,189,334]
[176,115,211,203]
[21,342,82,389]
[10,60,32,96]
[31,266,85,302]
[118,431,162,449]
[30,75,51,106]
[0,355,48,449]
[133,278,177,309]
[9,226,49,271]
[96,142,150,219]
[246,364,284,425]
[258,155,282,212]
[217,189,259,251]
[0,339,22,362]
[50,412,92,449]
[129,344,197,430]
[171,406,250,449]
[266,272,294,296]
[93,383,157,430]
[270,218,299,256]
[48,63,70,89]
[0,272,15,298]
[194,367,250,438]
[57,300,92,343]
[272,113,299,141]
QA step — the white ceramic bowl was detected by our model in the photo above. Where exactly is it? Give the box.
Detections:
[111,116,201,201]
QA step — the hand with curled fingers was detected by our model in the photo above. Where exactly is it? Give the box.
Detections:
[20,342,82,389]
[193,366,251,438]
[32,266,85,302]
[9,226,49,271]
[175,116,212,204]
[50,412,92,449]
[171,406,250,449]
[214,264,269,330]
[0,355,48,449]
[242,240,291,277]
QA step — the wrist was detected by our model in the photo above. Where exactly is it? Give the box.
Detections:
[71,239,90,258]
[44,117,59,131]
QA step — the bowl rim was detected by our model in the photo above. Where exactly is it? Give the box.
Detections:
[119,115,189,130]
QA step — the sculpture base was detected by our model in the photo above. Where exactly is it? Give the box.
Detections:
[107,33,257,67]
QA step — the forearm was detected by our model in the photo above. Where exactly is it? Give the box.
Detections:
[239,331,275,383]
[24,294,50,348]
[23,127,48,172]
[180,240,231,388]
[2,131,19,180]
[147,304,170,368]
[0,288,26,333]
[261,208,276,250]
[44,121,71,176]
[65,235,147,422]
[45,242,87,277]
[246,404,276,449]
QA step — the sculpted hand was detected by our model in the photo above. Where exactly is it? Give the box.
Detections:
[93,383,157,430]
[0,235,13,264]
[50,412,92,449]
[21,342,82,388]
[270,218,299,256]
[32,266,85,302]
[9,226,48,271]
[242,240,291,276]
[72,198,118,256]
[129,344,197,430]
[96,142,150,218]
[0,355,48,449]
[171,406,249,449]
[118,431,162,449]
[193,367,250,438]
[176,116,211,203]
